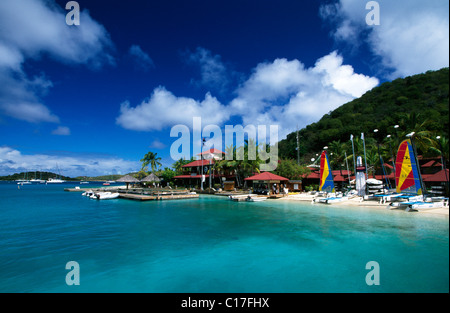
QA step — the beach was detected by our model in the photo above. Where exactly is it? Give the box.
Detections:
[282,193,449,217]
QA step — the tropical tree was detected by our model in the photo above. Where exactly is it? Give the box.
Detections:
[328,140,347,175]
[274,159,309,180]
[172,157,194,175]
[396,112,437,155]
[140,151,162,173]
[428,136,449,165]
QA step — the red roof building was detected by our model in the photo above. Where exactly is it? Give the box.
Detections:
[423,169,449,182]
[244,172,288,181]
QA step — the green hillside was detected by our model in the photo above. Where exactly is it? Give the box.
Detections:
[279,68,449,161]
[0,172,76,181]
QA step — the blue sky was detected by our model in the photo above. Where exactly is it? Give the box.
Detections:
[0,0,448,177]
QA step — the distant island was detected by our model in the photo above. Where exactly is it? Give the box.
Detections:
[0,172,124,181]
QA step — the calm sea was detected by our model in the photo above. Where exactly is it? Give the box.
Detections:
[0,181,448,293]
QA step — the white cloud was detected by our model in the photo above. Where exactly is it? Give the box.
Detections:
[116,86,230,131]
[116,51,378,140]
[0,0,114,68]
[320,0,449,78]
[229,51,379,138]
[52,126,71,136]
[0,0,114,123]
[0,70,59,123]
[128,45,154,71]
[0,146,140,177]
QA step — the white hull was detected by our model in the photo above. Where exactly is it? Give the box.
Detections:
[228,194,257,201]
[91,192,120,200]
[47,178,65,183]
[388,195,424,208]
[409,201,447,210]
[317,196,348,204]
[246,196,268,202]
[30,179,46,183]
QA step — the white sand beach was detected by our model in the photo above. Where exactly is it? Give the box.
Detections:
[282,193,449,217]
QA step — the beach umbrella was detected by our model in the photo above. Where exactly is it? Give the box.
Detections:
[117,174,139,189]
[141,173,161,187]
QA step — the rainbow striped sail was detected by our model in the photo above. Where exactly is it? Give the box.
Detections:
[395,139,422,195]
[319,151,335,193]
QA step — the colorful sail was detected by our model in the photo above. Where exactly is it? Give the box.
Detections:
[395,139,422,195]
[319,151,335,193]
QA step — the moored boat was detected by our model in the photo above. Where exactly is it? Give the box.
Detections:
[313,150,347,204]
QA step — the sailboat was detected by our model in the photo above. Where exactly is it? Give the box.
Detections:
[314,150,348,204]
[388,139,447,211]
[16,171,31,185]
[30,171,46,184]
[46,164,66,184]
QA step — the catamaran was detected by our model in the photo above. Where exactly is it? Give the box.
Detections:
[387,139,448,211]
[46,164,66,183]
[314,150,348,204]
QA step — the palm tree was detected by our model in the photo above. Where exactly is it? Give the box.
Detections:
[172,157,194,175]
[140,151,162,173]
[428,136,449,165]
[328,140,346,175]
[396,112,436,155]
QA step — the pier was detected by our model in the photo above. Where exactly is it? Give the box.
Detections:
[64,186,199,201]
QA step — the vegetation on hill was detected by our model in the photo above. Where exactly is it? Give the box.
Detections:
[278,68,449,164]
[0,172,76,181]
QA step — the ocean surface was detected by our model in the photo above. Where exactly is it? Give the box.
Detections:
[0,181,448,293]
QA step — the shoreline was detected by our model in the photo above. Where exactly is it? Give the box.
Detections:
[279,193,449,217]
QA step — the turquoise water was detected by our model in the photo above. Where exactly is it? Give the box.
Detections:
[0,182,448,293]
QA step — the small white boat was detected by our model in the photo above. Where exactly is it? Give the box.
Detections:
[388,194,424,209]
[80,181,89,184]
[314,195,348,204]
[407,200,448,211]
[93,192,120,200]
[318,196,349,204]
[228,194,257,201]
[30,179,46,183]
[82,190,95,197]
[246,195,267,202]
[47,178,65,183]
[17,181,32,185]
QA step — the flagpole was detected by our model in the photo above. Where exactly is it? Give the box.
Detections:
[350,134,357,187]
[201,138,205,190]
[345,151,351,185]
[361,133,369,179]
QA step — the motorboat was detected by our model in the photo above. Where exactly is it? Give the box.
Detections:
[245,195,268,202]
[93,192,120,200]
[82,190,95,197]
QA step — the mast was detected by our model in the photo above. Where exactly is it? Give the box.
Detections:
[408,134,425,195]
[296,125,300,166]
[350,134,357,188]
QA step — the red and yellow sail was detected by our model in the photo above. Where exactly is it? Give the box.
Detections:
[319,151,335,193]
[395,139,422,195]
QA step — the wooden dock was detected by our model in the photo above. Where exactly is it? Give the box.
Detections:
[64,186,199,201]
[118,192,199,201]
